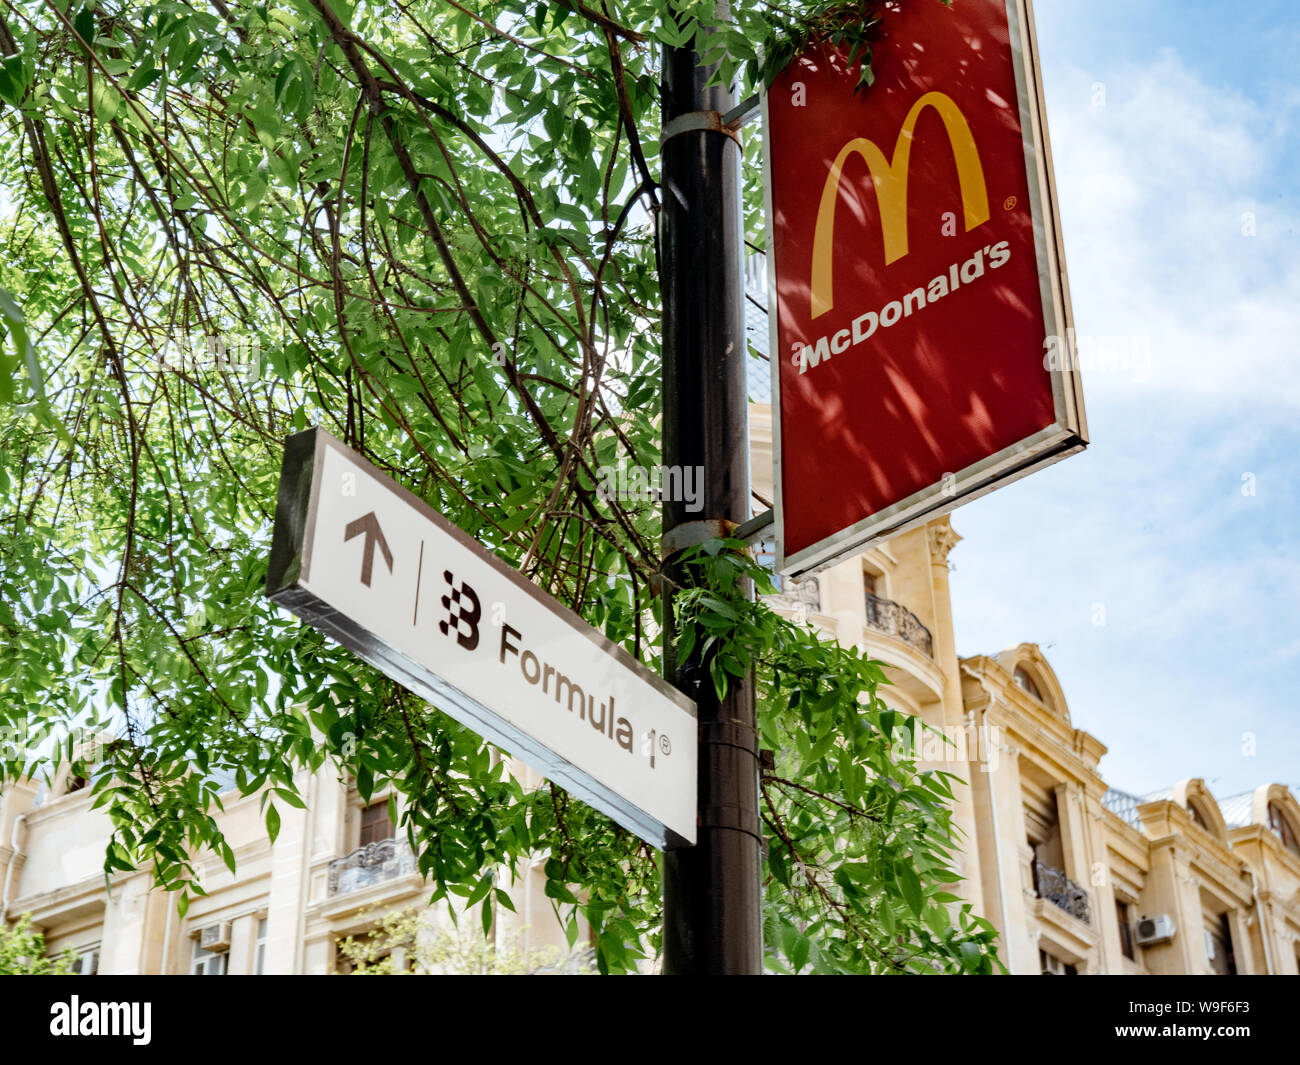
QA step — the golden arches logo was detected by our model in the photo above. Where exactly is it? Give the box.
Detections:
[810,91,990,319]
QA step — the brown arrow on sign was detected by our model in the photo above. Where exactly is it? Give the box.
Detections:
[343,511,393,586]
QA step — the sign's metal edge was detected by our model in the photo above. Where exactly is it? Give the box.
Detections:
[1021,0,1089,443]
[265,427,320,598]
[300,430,326,587]
[760,86,789,573]
[1004,0,1069,437]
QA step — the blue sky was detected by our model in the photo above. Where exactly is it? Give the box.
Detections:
[947,0,1300,799]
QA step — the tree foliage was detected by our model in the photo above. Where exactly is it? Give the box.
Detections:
[0,0,997,972]
[0,913,78,974]
[337,906,594,974]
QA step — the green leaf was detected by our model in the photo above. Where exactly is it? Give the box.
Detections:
[73,6,95,46]
[791,935,810,972]
[274,787,306,810]
[896,863,924,915]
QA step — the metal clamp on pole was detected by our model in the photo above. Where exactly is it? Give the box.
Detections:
[660,517,738,561]
[659,109,743,150]
[659,511,773,566]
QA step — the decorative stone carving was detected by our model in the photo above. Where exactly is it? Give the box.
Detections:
[927,519,962,565]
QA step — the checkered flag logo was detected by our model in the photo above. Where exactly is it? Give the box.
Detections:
[439,570,481,651]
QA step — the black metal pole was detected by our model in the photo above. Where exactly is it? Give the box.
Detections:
[659,8,762,974]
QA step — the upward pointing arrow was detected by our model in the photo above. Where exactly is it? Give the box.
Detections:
[344,511,394,587]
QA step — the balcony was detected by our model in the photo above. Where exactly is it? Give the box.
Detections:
[864,593,933,658]
[1033,860,1091,925]
[327,838,417,897]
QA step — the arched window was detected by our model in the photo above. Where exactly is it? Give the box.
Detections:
[1188,802,1208,831]
[1267,802,1300,858]
[1014,666,1043,702]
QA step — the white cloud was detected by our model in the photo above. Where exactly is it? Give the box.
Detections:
[949,45,1300,795]
[1045,50,1300,407]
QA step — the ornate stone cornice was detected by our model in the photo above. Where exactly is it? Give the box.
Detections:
[927,518,962,565]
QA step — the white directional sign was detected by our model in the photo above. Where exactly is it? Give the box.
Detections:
[266,428,697,848]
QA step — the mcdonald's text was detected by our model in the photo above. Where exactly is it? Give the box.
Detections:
[795,240,1011,374]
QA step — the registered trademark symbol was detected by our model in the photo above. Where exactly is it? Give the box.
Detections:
[660,734,672,756]
[1002,195,1017,210]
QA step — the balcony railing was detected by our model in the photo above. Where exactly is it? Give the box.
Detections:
[328,838,417,897]
[864,593,933,657]
[1033,860,1091,924]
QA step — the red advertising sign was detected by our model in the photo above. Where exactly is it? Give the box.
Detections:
[763,0,1087,575]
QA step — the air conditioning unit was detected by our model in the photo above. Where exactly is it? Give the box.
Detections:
[1135,914,1175,946]
[199,922,233,953]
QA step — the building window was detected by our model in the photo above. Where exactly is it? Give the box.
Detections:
[254,918,268,976]
[192,940,227,976]
[1267,802,1300,857]
[1013,667,1043,702]
[1188,802,1208,830]
[360,801,394,848]
[336,937,408,975]
[1205,913,1236,976]
[74,946,100,975]
[1039,949,1076,976]
[863,570,878,598]
[1116,900,1135,961]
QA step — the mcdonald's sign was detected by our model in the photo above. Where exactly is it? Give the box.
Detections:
[763,0,1087,576]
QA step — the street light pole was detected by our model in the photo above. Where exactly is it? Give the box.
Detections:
[659,7,763,974]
